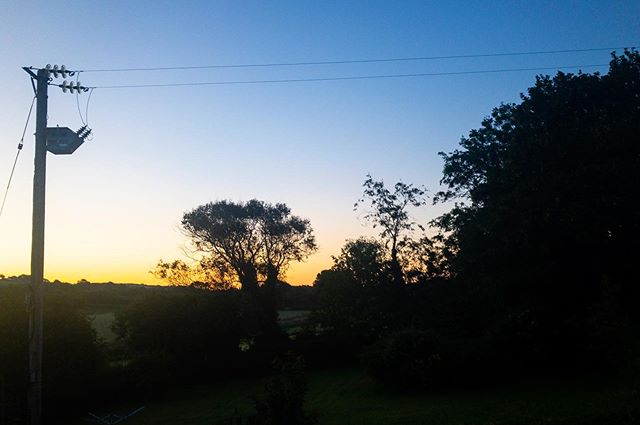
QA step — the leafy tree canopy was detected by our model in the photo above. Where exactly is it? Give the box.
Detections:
[179,199,317,291]
[151,258,235,290]
[331,237,388,288]
[434,50,640,316]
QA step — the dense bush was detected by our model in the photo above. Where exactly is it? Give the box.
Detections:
[362,328,494,390]
[304,269,405,366]
[113,287,285,393]
[0,286,28,424]
[357,52,640,390]
[252,354,315,425]
[362,329,445,389]
[0,283,105,423]
[431,51,640,373]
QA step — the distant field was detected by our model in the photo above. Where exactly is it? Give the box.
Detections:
[82,367,637,425]
[277,309,310,335]
[90,309,312,344]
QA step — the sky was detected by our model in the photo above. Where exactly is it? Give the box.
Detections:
[0,1,638,285]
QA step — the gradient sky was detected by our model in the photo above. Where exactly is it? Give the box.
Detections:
[0,1,638,285]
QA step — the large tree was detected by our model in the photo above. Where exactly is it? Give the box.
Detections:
[180,199,317,291]
[435,50,640,324]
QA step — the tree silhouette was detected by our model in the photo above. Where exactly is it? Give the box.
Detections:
[181,199,317,291]
[260,203,317,287]
[434,50,640,328]
[355,175,427,286]
[332,237,388,288]
[151,258,235,290]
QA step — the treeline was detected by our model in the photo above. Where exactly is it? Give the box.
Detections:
[0,281,313,423]
[307,51,640,390]
[0,284,104,424]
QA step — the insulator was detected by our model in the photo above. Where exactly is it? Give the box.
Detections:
[52,65,59,78]
[60,65,67,78]
[45,64,52,70]
[79,127,92,139]
[69,83,75,94]
[61,80,69,93]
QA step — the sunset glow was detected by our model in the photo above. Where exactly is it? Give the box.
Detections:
[1,2,636,285]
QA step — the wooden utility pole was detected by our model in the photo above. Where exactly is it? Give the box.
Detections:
[28,67,48,425]
[21,64,90,425]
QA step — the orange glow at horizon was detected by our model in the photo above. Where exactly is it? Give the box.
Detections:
[0,176,372,286]
[1,243,338,286]
[1,259,332,286]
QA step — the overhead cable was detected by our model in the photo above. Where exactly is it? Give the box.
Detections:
[0,95,36,218]
[77,46,633,72]
[89,63,609,89]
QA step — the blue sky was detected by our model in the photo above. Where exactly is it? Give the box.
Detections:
[0,1,638,284]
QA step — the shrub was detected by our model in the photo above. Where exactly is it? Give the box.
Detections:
[0,284,105,422]
[362,329,447,389]
[253,354,315,425]
[113,288,285,392]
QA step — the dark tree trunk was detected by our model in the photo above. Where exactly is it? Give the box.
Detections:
[239,264,259,292]
[390,258,405,288]
[264,264,280,288]
[390,242,404,287]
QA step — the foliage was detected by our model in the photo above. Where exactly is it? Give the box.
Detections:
[307,239,408,362]
[431,50,640,367]
[0,284,105,423]
[180,199,317,291]
[112,288,284,390]
[42,292,106,416]
[0,286,28,423]
[331,237,389,288]
[355,175,427,286]
[362,329,450,389]
[280,284,319,311]
[151,258,236,290]
[253,354,315,425]
[113,290,242,386]
[436,49,640,284]
[311,270,363,334]
[260,202,318,286]
[401,233,456,283]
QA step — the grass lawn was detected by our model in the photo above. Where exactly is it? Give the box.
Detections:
[97,367,637,425]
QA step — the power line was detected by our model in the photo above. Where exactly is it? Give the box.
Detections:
[85,88,94,125]
[77,46,633,72]
[0,95,36,218]
[88,63,609,89]
[76,72,86,125]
